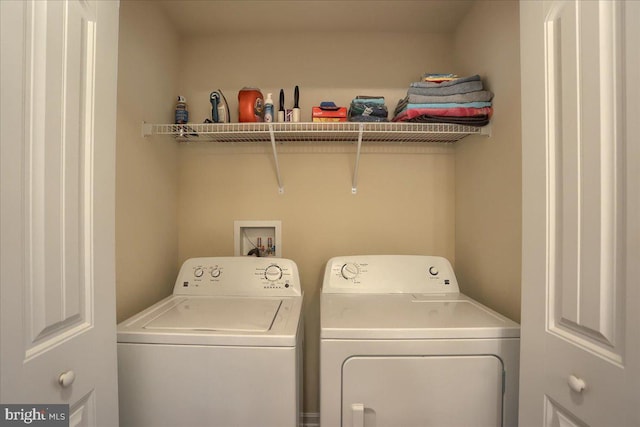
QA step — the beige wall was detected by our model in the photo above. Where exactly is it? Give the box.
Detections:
[176,30,458,414]
[178,144,455,412]
[179,31,457,124]
[115,0,522,416]
[453,0,522,322]
[116,1,181,322]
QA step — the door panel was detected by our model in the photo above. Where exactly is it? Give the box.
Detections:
[1,1,120,424]
[545,0,623,362]
[544,397,588,427]
[342,356,503,427]
[519,0,639,425]
[69,391,96,427]
[27,0,95,354]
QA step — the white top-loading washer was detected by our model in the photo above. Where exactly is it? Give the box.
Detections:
[117,257,303,427]
[320,255,520,427]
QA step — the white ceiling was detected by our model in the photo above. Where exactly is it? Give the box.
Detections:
[157,0,476,36]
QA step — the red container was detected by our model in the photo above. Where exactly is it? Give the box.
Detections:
[312,106,348,122]
[238,88,264,122]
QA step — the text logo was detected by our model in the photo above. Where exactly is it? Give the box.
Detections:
[1,405,68,426]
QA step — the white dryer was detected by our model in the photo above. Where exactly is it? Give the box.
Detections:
[320,255,519,427]
[117,257,304,427]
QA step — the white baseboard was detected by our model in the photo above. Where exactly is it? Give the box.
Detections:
[301,412,320,427]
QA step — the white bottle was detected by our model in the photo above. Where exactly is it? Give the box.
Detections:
[264,93,274,123]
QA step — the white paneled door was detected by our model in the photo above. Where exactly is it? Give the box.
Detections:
[520,1,639,426]
[1,1,120,425]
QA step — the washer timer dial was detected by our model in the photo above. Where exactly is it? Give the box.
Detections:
[428,266,439,276]
[264,264,283,282]
[341,263,359,280]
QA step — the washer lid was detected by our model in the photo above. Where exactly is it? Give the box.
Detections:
[321,293,520,339]
[144,297,282,332]
[117,295,303,346]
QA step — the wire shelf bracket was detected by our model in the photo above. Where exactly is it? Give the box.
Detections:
[352,124,364,194]
[268,124,285,194]
[141,121,491,194]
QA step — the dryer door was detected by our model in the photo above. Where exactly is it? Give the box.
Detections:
[342,355,503,427]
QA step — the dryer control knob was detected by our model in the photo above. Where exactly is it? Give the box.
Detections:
[428,266,439,276]
[194,267,204,278]
[210,268,221,278]
[265,265,283,281]
[341,263,359,280]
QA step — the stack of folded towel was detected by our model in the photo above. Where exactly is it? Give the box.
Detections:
[392,74,493,126]
[348,96,389,122]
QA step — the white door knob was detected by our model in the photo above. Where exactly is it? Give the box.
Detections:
[568,374,586,393]
[58,370,76,388]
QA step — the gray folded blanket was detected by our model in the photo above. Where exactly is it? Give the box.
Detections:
[407,80,484,96]
[407,114,490,127]
[408,90,493,104]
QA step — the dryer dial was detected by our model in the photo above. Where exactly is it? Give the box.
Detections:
[341,263,359,280]
[210,267,221,278]
[264,264,283,282]
[194,267,204,278]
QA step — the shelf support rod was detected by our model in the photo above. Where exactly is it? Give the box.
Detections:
[352,124,364,194]
[141,121,153,138]
[268,124,284,194]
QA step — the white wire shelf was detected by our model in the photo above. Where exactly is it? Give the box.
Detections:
[142,122,490,144]
[141,121,490,194]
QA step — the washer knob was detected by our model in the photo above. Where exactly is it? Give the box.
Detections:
[194,267,204,278]
[341,263,359,280]
[210,268,221,278]
[265,265,283,282]
[428,266,439,276]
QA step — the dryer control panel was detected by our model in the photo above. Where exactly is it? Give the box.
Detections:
[322,255,459,294]
[173,257,301,296]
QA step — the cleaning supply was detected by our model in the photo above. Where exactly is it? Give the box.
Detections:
[238,87,264,122]
[175,96,188,124]
[264,93,274,123]
[293,86,301,122]
[278,89,285,122]
[312,101,347,122]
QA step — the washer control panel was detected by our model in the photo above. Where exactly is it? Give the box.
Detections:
[323,255,459,294]
[173,257,301,296]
